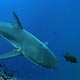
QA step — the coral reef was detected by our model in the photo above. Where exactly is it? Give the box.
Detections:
[0,63,22,80]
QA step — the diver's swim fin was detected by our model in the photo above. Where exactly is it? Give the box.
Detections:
[0,49,21,59]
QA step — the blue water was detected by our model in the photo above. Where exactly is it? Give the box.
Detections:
[0,0,80,80]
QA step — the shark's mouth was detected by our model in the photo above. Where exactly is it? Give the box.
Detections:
[28,56,53,69]
[29,57,47,68]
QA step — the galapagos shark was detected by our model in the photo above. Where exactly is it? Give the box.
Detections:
[0,12,58,69]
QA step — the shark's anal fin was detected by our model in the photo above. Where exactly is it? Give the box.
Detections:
[0,49,21,60]
[13,11,23,30]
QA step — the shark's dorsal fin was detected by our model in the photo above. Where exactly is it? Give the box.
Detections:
[13,12,23,29]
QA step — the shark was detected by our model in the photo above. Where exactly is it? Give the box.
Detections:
[0,12,58,69]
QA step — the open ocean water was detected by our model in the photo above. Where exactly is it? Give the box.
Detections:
[0,0,80,80]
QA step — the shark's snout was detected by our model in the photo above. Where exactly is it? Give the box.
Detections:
[39,48,58,69]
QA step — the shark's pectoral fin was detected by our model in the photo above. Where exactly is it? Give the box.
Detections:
[0,49,22,60]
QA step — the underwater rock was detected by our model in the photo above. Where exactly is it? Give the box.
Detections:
[63,52,78,63]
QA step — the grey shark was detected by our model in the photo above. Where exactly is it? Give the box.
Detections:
[0,12,58,69]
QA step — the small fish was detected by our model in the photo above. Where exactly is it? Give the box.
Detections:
[63,52,78,63]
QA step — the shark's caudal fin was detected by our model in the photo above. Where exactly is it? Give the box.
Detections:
[13,12,23,30]
[0,49,21,60]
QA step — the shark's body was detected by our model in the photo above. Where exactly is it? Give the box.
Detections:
[0,12,58,69]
